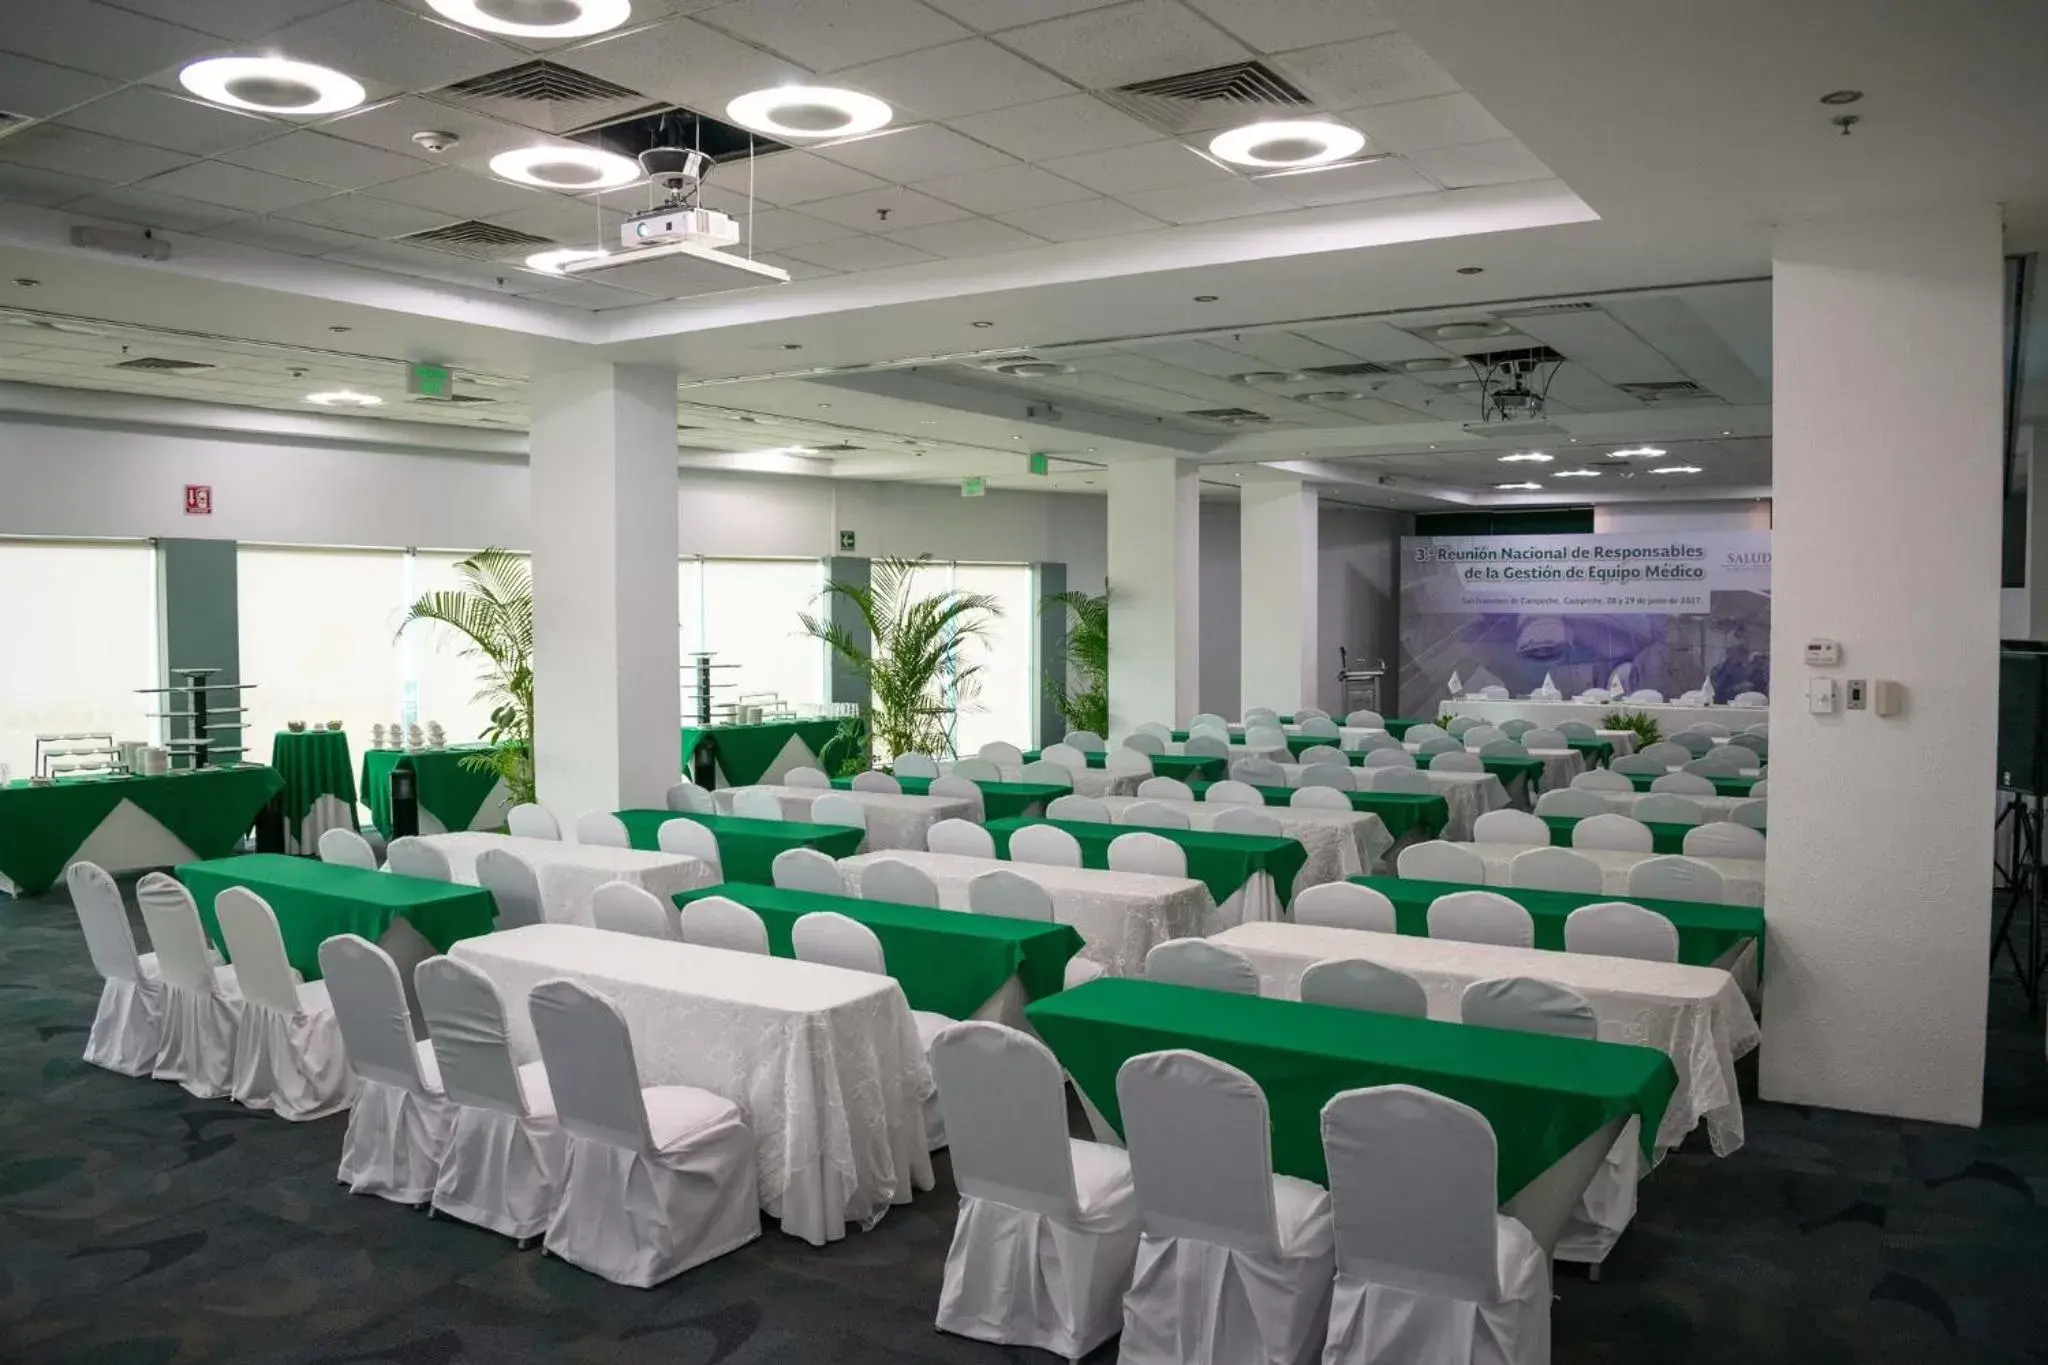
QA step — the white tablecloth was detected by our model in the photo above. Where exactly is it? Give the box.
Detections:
[839,849,1217,978]
[420,832,716,926]
[716,785,980,852]
[1402,743,1585,796]
[450,924,932,1246]
[1094,795,1392,879]
[1582,791,1758,821]
[1213,921,1760,1157]
[988,762,1144,800]
[1275,765,1509,843]
[1455,841,1767,906]
[1444,699,1760,732]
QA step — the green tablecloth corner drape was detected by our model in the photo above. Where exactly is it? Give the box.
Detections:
[674,882,1083,1018]
[681,718,864,787]
[271,730,358,829]
[1027,978,1677,1199]
[835,774,1068,821]
[177,852,498,978]
[1566,738,1616,767]
[0,766,283,897]
[986,817,1310,908]
[1539,813,1708,857]
[1022,750,1229,783]
[615,809,865,886]
[1625,771,1760,797]
[360,746,504,838]
[1185,783,1450,843]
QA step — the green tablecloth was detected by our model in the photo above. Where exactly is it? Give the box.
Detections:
[1540,813,1704,856]
[615,809,864,886]
[270,729,358,830]
[1350,874,1765,972]
[0,766,283,897]
[177,852,498,979]
[1186,782,1449,842]
[834,774,1065,821]
[1381,719,1426,739]
[1023,750,1228,783]
[987,816,1310,908]
[675,881,1084,1019]
[1479,755,1546,787]
[1625,772,1760,797]
[361,746,503,838]
[1567,738,1616,767]
[681,719,862,787]
[1027,978,1677,1199]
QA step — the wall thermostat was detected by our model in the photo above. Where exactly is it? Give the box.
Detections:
[1805,638,1843,666]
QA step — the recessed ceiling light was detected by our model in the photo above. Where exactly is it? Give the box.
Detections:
[781,343,803,350]
[1456,266,1485,275]
[1661,465,1704,474]
[328,325,352,333]
[490,145,641,190]
[1820,89,1864,105]
[1499,452,1552,463]
[726,86,892,140]
[970,320,995,328]
[524,246,607,274]
[1400,357,1462,374]
[1609,445,1667,459]
[305,389,381,407]
[1193,294,1218,302]
[1721,429,1732,436]
[1293,389,1354,403]
[1428,320,1512,341]
[179,56,366,115]
[1232,370,1304,385]
[1552,468,1602,478]
[426,0,631,38]
[1209,119,1365,169]
[1496,482,1542,491]
[991,360,1072,377]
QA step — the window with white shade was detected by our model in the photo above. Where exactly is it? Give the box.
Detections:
[874,559,1035,757]
[0,538,159,780]
[679,557,827,720]
[237,547,408,766]
[406,550,511,745]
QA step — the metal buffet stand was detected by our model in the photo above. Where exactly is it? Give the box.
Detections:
[137,666,284,852]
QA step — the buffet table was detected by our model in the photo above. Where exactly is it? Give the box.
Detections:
[270,729,358,855]
[0,766,283,897]
[361,746,509,839]
[681,718,862,788]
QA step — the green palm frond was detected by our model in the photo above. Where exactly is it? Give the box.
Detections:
[399,548,537,805]
[1041,585,1109,736]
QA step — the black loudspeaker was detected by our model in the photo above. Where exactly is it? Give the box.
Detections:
[691,735,720,791]
[253,792,286,854]
[388,763,420,838]
[1998,643,2048,795]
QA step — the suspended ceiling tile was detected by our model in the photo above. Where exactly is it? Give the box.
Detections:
[836,38,1074,120]
[1408,139,1554,188]
[0,162,107,206]
[1272,32,1461,109]
[1184,0,1400,53]
[1344,92,1511,156]
[136,159,336,211]
[199,215,374,253]
[882,215,1044,258]
[919,0,1121,32]
[275,189,455,236]
[65,184,248,232]
[799,185,975,231]
[778,233,937,271]
[261,0,521,92]
[744,250,840,281]
[485,193,624,242]
[317,95,545,163]
[705,206,853,252]
[558,16,809,112]
[0,52,120,119]
[1216,330,1362,370]
[995,0,1250,89]
[693,0,970,71]
[366,165,542,218]
[1261,156,1436,207]
[1039,138,1235,196]
[516,277,657,309]
[0,124,195,184]
[812,124,1015,181]
[944,92,1157,161]
[55,87,283,157]
[0,1,221,81]
[994,194,1161,240]
[710,151,887,206]
[912,162,1096,215]
[216,129,433,189]
[133,0,353,41]
[1115,178,1296,225]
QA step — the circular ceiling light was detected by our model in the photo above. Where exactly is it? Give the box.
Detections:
[1400,357,1462,374]
[992,360,1073,377]
[525,246,608,274]
[1496,482,1542,491]
[1552,468,1602,478]
[726,86,893,140]
[1232,370,1305,385]
[1294,389,1355,403]
[179,57,367,115]
[1609,445,1668,459]
[1498,451,1552,463]
[1429,320,1512,341]
[490,145,642,189]
[1208,119,1364,169]
[304,389,382,407]
[426,0,631,38]
[1661,465,1704,474]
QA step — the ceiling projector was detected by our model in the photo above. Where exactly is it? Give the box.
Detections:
[561,141,787,290]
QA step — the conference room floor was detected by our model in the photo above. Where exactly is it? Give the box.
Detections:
[1,879,2042,1365]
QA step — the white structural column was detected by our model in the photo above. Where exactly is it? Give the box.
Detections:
[1762,205,2003,1125]
[530,363,680,818]
[1238,476,1319,714]
[1106,459,1200,732]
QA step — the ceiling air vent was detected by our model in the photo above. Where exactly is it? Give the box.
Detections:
[1618,380,1714,402]
[400,220,556,260]
[437,60,653,134]
[1490,301,1600,319]
[1099,60,1313,136]
[1185,406,1273,424]
[1304,361,1397,377]
[113,356,214,372]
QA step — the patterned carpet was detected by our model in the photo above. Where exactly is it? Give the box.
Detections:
[2,880,2044,1364]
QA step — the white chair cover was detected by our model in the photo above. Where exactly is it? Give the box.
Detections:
[655,817,722,875]
[1571,813,1654,853]
[792,912,954,1147]
[1563,902,1679,962]
[386,836,453,881]
[771,847,844,894]
[1106,748,1153,776]
[1610,754,1666,776]
[932,1023,1141,1360]
[1144,938,1259,995]
[1190,714,1230,734]
[1319,1085,1550,1365]
[1138,775,1195,801]
[1047,793,1110,822]
[1429,751,1483,773]
[1371,767,1434,794]
[1460,977,1598,1039]
[1300,745,1348,768]
[415,955,568,1241]
[1534,788,1606,817]
[591,881,680,940]
[1345,710,1384,728]
[1358,733,1406,753]
[1396,841,1484,883]
[1212,806,1282,838]
[1476,741,1527,760]
[785,765,833,789]
[136,873,243,1099]
[1748,779,1769,799]
[1115,1050,1334,1365]
[1040,743,1089,771]
[851,770,903,794]
[1292,882,1396,933]
[1729,798,1769,830]
[1427,891,1535,949]
[1637,741,1691,768]
[1121,800,1192,830]
[1625,689,1665,705]
[1571,768,1634,792]
[1472,810,1549,848]
[1299,764,1356,791]
[66,861,165,1076]
[1684,821,1766,859]
[928,818,996,858]
[318,934,458,1204]
[1633,793,1706,825]
[954,757,1005,782]
[1292,785,1359,809]
[1404,724,1449,745]
[528,978,761,1286]
[1205,780,1266,806]
[981,741,1027,766]
[1648,772,1716,798]
[862,857,942,907]
[1521,727,1569,751]
[810,792,869,834]
[895,753,943,779]
[1019,759,1077,788]
[1137,721,1176,742]
[679,895,771,954]
[476,846,546,929]
[1183,733,1231,759]
[1244,726,1289,752]
[1628,855,1727,903]
[506,804,561,840]
[1299,959,1427,1017]
[574,812,632,848]
[1554,721,1598,740]
[964,867,1051,921]
[665,781,716,814]
[1364,749,1417,769]
[1463,726,1507,749]
[1232,758,1287,785]
[1109,831,1187,879]
[731,787,786,821]
[318,827,378,869]
[1064,730,1107,753]
[216,886,353,1119]
[1011,823,1083,868]
[1509,846,1604,894]
[1124,732,1166,755]
[929,775,988,820]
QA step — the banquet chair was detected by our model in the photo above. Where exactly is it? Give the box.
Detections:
[679,895,770,954]
[216,887,353,1119]
[1182,733,1231,759]
[1521,727,1569,752]
[967,868,1051,920]
[655,818,723,877]
[1120,800,1191,830]
[1189,720,1233,743]
[318,827,379,869]
[591,882,680,941]
[810,793,869,841]
[1204,779,1266,806]
[1693,722,1731,739]
[1136,721,1175,742]
[1114,1050,1334,1365]
[952,757,1005,782]
[1018,759,1076,788]
[1299,716,1342,739]
[1123,732,1166,755]
[1571,813,1654,853]
[1010,823,1084,868]
[1231,757,1287,786]
[318,934,458,1204]
[415,955,568,1245]
[528,978,761,1286]
[1046,793,1110,823]
[980,741,1026,766]
[574,812,632,848]
[1244,726,1290,752]
[386,836,453,881]
[1144,938,1259,995]
[1535,788,1607,818]
[1064,730,1107,753]
[1633,793,1706,825]
[1040,742,1089,770]
[1345,709,1384,729]
[66,861,167,1076]
[1563,902,1678,962]
[1610,754,1666,776]
[1461,976,1596,1038]
[1371,767,1433,795]
[1363,748,1416,769]
[1498,719,1535,741]
[793,911,955,1145]
[507,804,561,840]
[1193,712,1233,731]
[929,775,987,820]
[1748,778,1769,799]
[1294,706,1330,721]
[851,770,902,795]
[136,873,244,1099]
[1624,689,1665,704]
[931,1022,1140,1360]
[1638,741,1692,769]
[476,847,546,930]
[1300,960,1427,1018]
[773,847,846,895]
[1476,740,1527,760]
[927,818,996,859]
[1509,847,1604,894]
[1444,717,1478,737]
[894,753,943,779]
[1292,881,1396,934]
[1358,732,1406,753]
[1733,691,1769,708]
[1728,731,1769,758]
[1463,725,1507,749]
[1729,798,1769,830]
[1404,723,1450,746]
[1670,730,1716,758]
[1108,831,1187,879]
[1396,841,1485,883]
[1137,775,1194,801]
[1300,763,1357,791]
[1692,746,1753,773]
[1295,783,1361,808]
[731,788,786,821]
[1628,855,1727,903]
[1211,806,1282,838]
[1317,1085,1549,1364]
[664,781,716,814]
[1684,821,1766,860]
[785,765,833,789]
[1300,744,1349,767]
[1572,768,1634,793]
[862,857,942,907]
[1427,891,1535,949]
[1473,809,1549,847]
[1105,748,1153,778]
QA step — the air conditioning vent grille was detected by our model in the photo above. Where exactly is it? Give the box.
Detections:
[437,60,653,134]
[114,356,213,372]
[1618,380,1714,401]
[1305,361,1396,377]
[1185,406,1273,423]
[1100,60,1313,135]
[401,220,556,259]
[1490,301,1600,318]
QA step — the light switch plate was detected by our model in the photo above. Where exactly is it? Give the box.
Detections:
[1847,678,1868,710]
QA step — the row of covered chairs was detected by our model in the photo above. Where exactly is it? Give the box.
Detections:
[1539,787,1768,834]
[1288,879,1683,961]
[1399,838,1733,903]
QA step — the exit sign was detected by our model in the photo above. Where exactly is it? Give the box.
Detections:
[961,475,985,497]
[1027,451,1049,476]
[183,484,212,515]
[407,362,452,398]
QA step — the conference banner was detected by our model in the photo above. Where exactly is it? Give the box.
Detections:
[1398,530,1771,708]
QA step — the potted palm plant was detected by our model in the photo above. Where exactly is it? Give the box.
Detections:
[1042,585,1108,738]
[397,548,536,805]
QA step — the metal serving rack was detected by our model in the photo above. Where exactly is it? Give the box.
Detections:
[34,732,120,779]
[138,666,255,770]
[685,651,742,726]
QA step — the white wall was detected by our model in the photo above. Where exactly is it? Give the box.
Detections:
[1198,500,1241,717]
[1593,499,1774,533]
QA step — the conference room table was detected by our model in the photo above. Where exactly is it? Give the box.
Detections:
[1624,771,1762,797]
[452,924,931,1246]
[1028,978,1676,1255]
[984,759,1144,800]
[1537,813,1765,856]
[1443,698,1764,734]
[1089,793,1393,877]
[613,809,865,885]
[416,831,716,926]
[985,816,1312,925]
[1400,744,1584,796]
[1453,840,1768,906]
[674,881,1086,1024]
[1274,764,1511,838]
[1578,790,1761,822]
[1188,781,1451,845]
[838,849,1217,978]
[832,773,1068,821]
[714,784,978,853]
[1020,749,1227,784]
